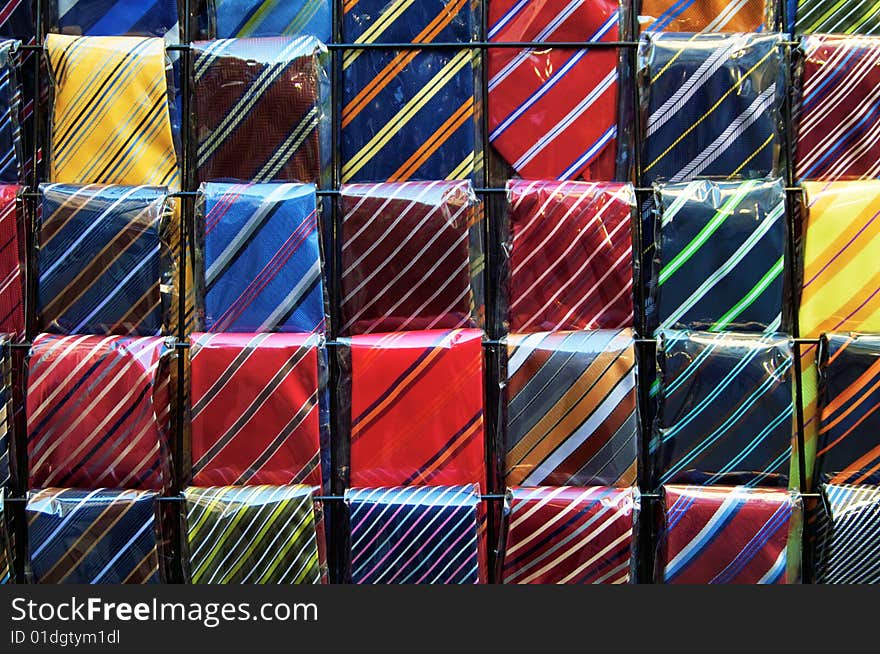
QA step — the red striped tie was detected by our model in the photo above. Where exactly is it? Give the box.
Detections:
[0,184,22,335]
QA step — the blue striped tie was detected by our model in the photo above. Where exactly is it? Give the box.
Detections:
[51,0,180,37]
[0,489,9,584]
[0,40,21,183]
[816,483,880,584]
[205,0,331,40]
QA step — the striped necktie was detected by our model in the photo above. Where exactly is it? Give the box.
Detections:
[0,491,8,583]
[0,185,23,335]
[502,486,634,584]
[654,179,786,334]
[193,36,325,184]
[816,483,880,584]
[346,484,482,584]
[640,33,784,184]
[344,329,485,489]
[506,330,638,487]
[202,0,332,40]
[341,0,478,183]
[198,183,325,333]
[817,334,880,485]
[0,335,9,488]
[27,334,173,490]
[488,1,620,181]
[189,332,325,488]
[662,485,800,584]
[340,181,482,336]
[795,0,880,34]
[51,0,180,37]
[0,1,37,182]
[27,488,161,584]
[506,181,634,332]
[0,40,21,183]
[656,331,794,487]
[184,484,327,584]
[37,184,173,336]
[796,35,880,181]
[640,0,770,32]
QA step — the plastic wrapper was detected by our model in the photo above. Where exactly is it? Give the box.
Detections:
[816,483,880,584]
[0,1,37,183]
[195,182,326,333]
[26,334,174,490]
[0,334,9,488]
[795,36,880,181]
[652,179,787,334]
[655,331,794,487]
[0,40,21,183]
[340,181,483,335]
[27,488,163,584]
[500,486,636,584]
[183,484,327,584]
[661,485,802,584]
[339,329,485,489]
[503,181,635,333]
[37,184,176,336]
[817,334,880,485]
[195,0,332,40]
[793,1,880,34]
[638,33,785,185]
[488,1,623,181]
[638,0,774,33]
[505,330,638,487]
[345,484,484,584]
[192,36,329,185]
[188,332,328,489]
[341,1,480,183]
[0,186,23,335]
[49,0,181,38]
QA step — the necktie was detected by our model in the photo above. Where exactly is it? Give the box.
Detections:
[0,335,9,488]
[37,184,173,336]
[488,1,620,181]
[817,334,880,485]
[193,36,325,184]
[640,33,784,184]
[184,484,327,584]
[654,179,787,334]
[0,1,37,182]
[0,490,8,583]
[344,329,485,489]
[345,484,482,584]
[198,182,325,333]
[27,488,161,584]
[506,181,634,332]
[816,483,880,584]
[639,0,770,32]
[27,334,173,490]
[0,40,21,183]
[202,0,332,40]
[189,332,325,488]
[502,486,634,584]
[50,0,180,38]
[340,181,482,335]
[796,36,880,181]
[0,185,23,335]
[657,331,794,487]
[795,1,880,34]
[506,330,638,487]
[341,0,478,183]
[662,485,800,584]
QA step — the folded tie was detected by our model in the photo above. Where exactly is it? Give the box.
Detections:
[0,334,9,488]
[198,183,325,333]
[50,0,180,37]
[193,36,325,184]
[344,329,485,489]
[505,181,634,332]
[662,485,800,584]
[654,179,787,333]
[639,0,770,32]
[27,334,173,490]
[0,490,8,583]
[794,1,880,34]
[27,488,161,584]
[0,40,21,183]
[0,1,37,182]
[656,331,794,487]
[184,484,327,584]
[488,1,620,180]
[816,483,880,584]
[817,334,880,485]
[341,0,478,182]
[200,0,332,40]
[506,330,638,487]
[340,181,483,335]
[0,185,23,335]
[189,333,325,488]
[640,33,785,184]
[346,484,483,584]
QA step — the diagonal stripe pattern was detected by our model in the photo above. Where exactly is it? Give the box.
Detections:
[0,490,8,584]
[0,185,23,335]
[51,0,180,38]
[639,33,785,184]
[1,1,38,183]
[198,182,325,333]
[27,334,173,490]
[640,0,771,33]
[189,332,325,488]
[340,181,483,335]
[506,330,638,488]
[0,334,9,488]
[345,484,482,584]
[794,0,880,34]
[0,40,21,183]
[201,0,332,40]
[506,181,634,332]
[184,484,327,584]
[654,179,786,333]
[27,488,161,584]
[815,483,880,584]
